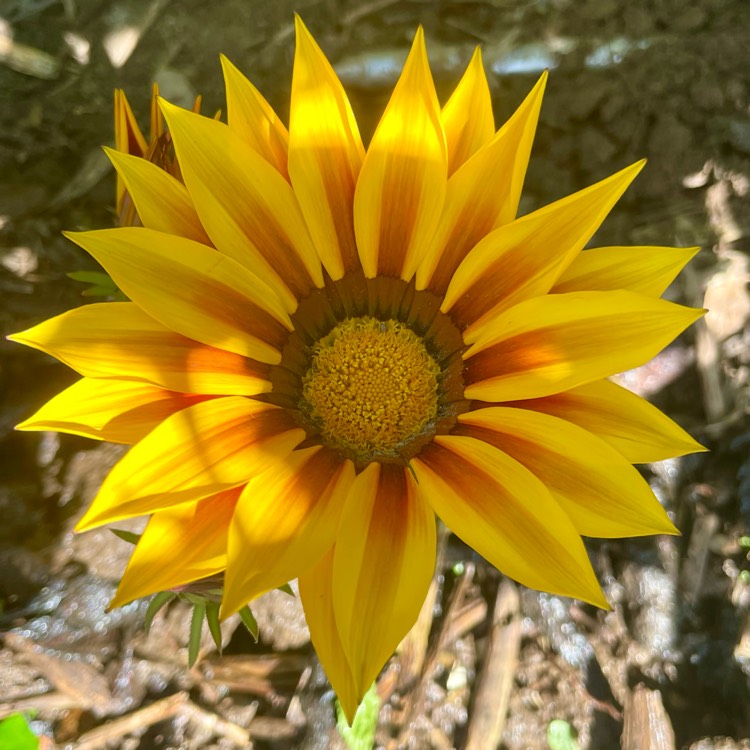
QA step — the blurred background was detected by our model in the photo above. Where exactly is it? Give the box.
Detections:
[1,0,749,748]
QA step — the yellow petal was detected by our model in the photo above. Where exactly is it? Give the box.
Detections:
[299,548,359,721]
[445,161,646,338]
[441,47,495,176]
[105,148,211,244]
[8,302,271,396]
[464,290,704,402]
[288,16,365,279]
[110,486,242,608]
[76,397,304,531]
[504,379,706,463]
[65,227,291,364]
[221,55,289,177]
[221,448,353,618]
[551,245,700,297]
[333,463,436,712]
[418,73,546,293]
[457,407,678,538]
[160,99,322,309]
[353,28,447,280]
[16,377,212,444]
[114,89,147,211]
[413,436,607,607]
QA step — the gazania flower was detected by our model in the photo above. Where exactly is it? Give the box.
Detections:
[11,18,704,719]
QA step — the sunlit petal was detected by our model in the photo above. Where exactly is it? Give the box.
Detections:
[333,463,436,707]
[551,245,700,297]
[299,548,359,722]
[160,99,322,309]
[441,47,495,176]
[105,148,211,244]
[419,73,546,293]
[353,28,447,280]
[414,436,607,607]
[76,397,304,531]
[464,291,704,401]
[457,407,677,538]
[221,448,354,618]
[503,379,706,463]
[16,377,212,444]
[221,54,289,177]
[289,16,365,279]
[66,227,291,364]
[445,161,646,337]
[110,486,242,608]
[8,302,271,395]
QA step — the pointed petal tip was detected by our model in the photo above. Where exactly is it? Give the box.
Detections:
[294,13,312,42]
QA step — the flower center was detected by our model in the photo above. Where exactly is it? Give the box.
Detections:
[301,316,441,459]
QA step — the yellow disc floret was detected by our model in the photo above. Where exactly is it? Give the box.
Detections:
[301,317,441,459]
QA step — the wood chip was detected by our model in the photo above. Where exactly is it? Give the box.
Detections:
[464,580,521,750]
[622,683,675,750]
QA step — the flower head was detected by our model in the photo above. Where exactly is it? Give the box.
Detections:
[11,18,704,720]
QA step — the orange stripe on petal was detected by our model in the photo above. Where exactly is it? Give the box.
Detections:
[76,397,304,531]
[161,99,322,309]
[441,47,495,176]
[464,291,704,402]
[299,548,359,722]
[66,227,291,364]
[289,17,365,279]
[16,377,213,445]
[221,55,290,178]
[504,379,706,463]
[221,447,353,618]
[419,73,545,294]
[353,28,447,280]
[413,436,607,607]
[333,463,436,708]
[457,407,678,538]
[551,245,700,297]
[110,486,242,608]
[105,148,211,244]
[446,161,645,338]
[8,302,271,396]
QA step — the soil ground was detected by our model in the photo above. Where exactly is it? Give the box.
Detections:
[1,0,750,748]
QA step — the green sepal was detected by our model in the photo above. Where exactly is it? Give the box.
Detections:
[238,605,259,642]
[144,590,176,634]
[277,583,294,597]
[205,600,223,655]
[188,600,206,668]
[110,528,141,545]
[67,270,114,285]
[336,682,380,750]
[67,270,127,300]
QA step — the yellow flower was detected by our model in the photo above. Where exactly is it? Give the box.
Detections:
[11,18,704,720]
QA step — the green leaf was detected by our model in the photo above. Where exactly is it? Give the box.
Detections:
[205,600,223,654]
[336,682,380,750]
[110,528,141,545]
[144,591,175,634]
[0,714,39,750]
[277,583,294,596]
[188,601,206,668]
[238,605,259,642]
[547,719,581,750]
